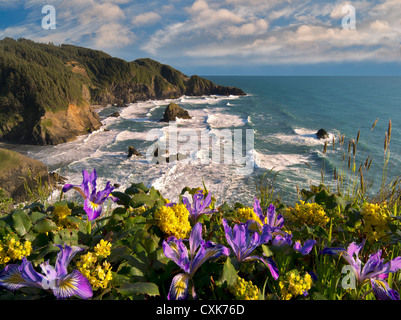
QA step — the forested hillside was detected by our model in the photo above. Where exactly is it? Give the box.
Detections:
[0,38,245,145]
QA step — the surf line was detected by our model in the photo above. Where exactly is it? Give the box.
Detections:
[145,122,255,175]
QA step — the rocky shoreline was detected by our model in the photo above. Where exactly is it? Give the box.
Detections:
[0,38,245,147]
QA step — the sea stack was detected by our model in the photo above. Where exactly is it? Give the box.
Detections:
[160,103,192,122]
[316,129,329,140]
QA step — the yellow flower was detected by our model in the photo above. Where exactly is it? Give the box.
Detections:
[285,201,329,227]
[0,234,32,265]
[236,207,263,225]
[279,270,313,300]
[360,202,390,242]
[154,204,191,239]
[52,202,78,230]
[94,239,112,258]
[76,247,113,291]
[128,206,147,215]
[229,276,259,300]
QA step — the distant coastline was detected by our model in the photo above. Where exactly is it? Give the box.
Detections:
[0,38,245,146]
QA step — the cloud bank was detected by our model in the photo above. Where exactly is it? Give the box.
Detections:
[0,0,400,70]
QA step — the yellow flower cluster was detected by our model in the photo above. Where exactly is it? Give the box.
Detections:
[52,202,78,229]
[128,205,147,215]
[154,204,191,239]
[94,239,112,258]
[361,202,391,242]
[76,240,113,290]
[279,270,313,300]
[230,276,259,300]
[285,201,329,227]
[236,207,263,225]
[0,234,32,264]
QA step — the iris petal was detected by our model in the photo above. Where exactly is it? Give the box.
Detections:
[162,238,190,273]
[0,264,28,291]
[84,198,103,221]
[371,278,399,300]
[53,270,93,300]
[55,245,84,277]
[167,273,190,300]
[190,241,230,276]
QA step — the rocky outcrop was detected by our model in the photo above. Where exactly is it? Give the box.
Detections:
[32,104,102,145]
[185,75,245,96]
[128,146,142,158]
[0,148,62,202]
[160,103,192,122]
[316,129,329,140]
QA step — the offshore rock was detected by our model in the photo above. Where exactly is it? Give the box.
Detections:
[160,103,191,122]
[316,129,329,140]
[128,146,142,158]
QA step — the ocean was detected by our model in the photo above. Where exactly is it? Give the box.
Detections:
[14,76,401,206]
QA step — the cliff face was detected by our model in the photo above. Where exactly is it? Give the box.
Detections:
[0,38,245,145]
[0,148,51,202]
[32,104,102,145]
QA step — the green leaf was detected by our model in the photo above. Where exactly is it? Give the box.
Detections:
[117,282,160,297]
[53,229,79,246]
[326,194,346,210]
[12,210,32,236]
[129,194,154,209]
[30,211,46,224]
[217,257,237,287]
[111,191,131,208]
[314,189,330,205]
[65,216,86,232]
[33,218,58,233]
[125,183,149,195]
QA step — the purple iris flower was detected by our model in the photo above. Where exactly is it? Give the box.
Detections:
[182,190,217,224]
[0,244,92,300]
[62,169,115,221]
[293,239,317,255]
[163,222,230,300]
[321,240,401,300]
[272,232,316,256]
[222,218,279,280]
[253,199,284,233]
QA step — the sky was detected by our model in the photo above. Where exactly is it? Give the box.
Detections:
[0,0,400,76]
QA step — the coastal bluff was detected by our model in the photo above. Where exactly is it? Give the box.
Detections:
[0,37,245,146]
[0,148,62,203]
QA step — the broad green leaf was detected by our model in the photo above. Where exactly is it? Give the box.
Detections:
[217,257,237,287]
[129,194,154,209]
[111,191,131,208]
[30,211,46,224]
[33,218,58,233]
[12,210,32,236]
[53,229,79,246]
[117,282,159,297]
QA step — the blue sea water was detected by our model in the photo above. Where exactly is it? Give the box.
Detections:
[18,76,401,205]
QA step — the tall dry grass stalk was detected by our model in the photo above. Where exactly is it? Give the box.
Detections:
[320,118,400,207]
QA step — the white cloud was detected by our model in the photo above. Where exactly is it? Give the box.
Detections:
[132,12,161,26]
[141,0,401,66]
[1,0,401,68]
[94,22,135,49]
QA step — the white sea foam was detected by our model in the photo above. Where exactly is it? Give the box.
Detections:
[205,113,247,128]
[19,94,316,206]
[266,127,335,146]
[119,101,159,120]
[178,95,239,105]
[114,130,153,142]
[252,150,311,172]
